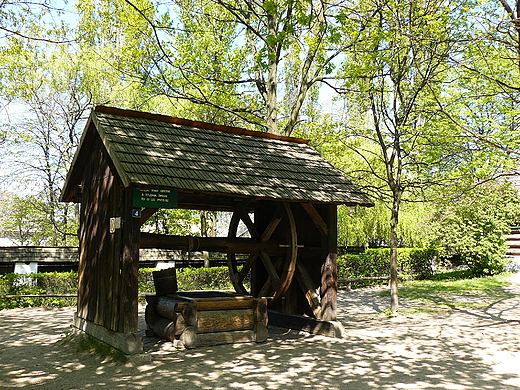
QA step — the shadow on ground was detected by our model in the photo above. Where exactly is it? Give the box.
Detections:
[1,276,519,389]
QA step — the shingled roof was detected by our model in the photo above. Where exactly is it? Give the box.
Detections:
[60,106,373,208]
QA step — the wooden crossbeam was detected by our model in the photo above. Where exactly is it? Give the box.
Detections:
[301,203,329,236]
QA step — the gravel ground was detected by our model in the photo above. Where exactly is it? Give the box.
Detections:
[1,274,519,389]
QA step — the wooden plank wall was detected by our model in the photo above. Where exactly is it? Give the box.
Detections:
[78,136,128,332]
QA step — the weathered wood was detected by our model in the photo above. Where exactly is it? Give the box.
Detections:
[182,302,197,326]
[259,251,281,288]
[145,297,160,326]
[179,325,198,349]
[259,207,283,242]
[196,330,256,347]
[295,262,321,318]
[268,310,345,338]
[274,202,298,301]
[119,187,140,333]
[173,298,255,312]
[153,268,178,296]
[320,253,337,321]
[253,298,268,342]
[145,293,268,347]
[155,296,179,321]
[197,309,255,333]
[77,134,127,333]
[227,200,298,301]
[150,316,177,342]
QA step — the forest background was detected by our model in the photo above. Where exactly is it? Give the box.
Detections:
[1,0,520,310]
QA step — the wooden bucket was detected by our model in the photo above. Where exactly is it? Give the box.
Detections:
[153,268,178,295]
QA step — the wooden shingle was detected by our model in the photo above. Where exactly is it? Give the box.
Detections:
[61,106,373,208]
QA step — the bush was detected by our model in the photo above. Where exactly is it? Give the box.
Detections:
[0,272,78,309]
[1,266,236,309]
[138,266,235,293]
[338,248,438,283]
[426,182,520,277]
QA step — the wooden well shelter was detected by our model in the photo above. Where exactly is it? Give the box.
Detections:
[60,106,373,353]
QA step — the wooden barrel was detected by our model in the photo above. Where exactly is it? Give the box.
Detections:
[153,268,178,295]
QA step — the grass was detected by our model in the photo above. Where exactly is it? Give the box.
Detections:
[379,272,518,310]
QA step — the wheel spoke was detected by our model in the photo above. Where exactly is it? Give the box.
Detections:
[238,253,257,281]
[259,251,281,287]
[257,256,283,298]
[236,203,259,238]
[260,209,283,243]
[227,200,299,302]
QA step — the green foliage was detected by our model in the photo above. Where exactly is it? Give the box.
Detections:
[338,248,438,284]
[141,209,200,236]
[0,193,78,246]
[426,182,520,277]
[337,201,432,248]
[1,267,236,309]
[177,267,234,291]
[0,272,78,309]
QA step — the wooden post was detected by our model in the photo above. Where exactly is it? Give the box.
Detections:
[119,187,140,333]
[320,204,338,321]
[253,298,268,342]
[320,253,337,321]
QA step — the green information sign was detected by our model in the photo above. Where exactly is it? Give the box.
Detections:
[133,188,178,209]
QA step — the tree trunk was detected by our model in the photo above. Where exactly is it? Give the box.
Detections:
[389,196,400,313]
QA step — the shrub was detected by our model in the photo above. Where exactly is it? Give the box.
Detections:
[0,272,78,309]
[138,266,234,293]
[1,266,236,309]
[426,183,520,277]
[338,248,438,283]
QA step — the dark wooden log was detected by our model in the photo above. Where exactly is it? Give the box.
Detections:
[155,296,179,321]
[153,268,178,296]
[295,262,321,318]
[149,315,177,341]
[145,295,159,326]
[140,233,285,255]
[197,309,254,333]
[184,299,254,311]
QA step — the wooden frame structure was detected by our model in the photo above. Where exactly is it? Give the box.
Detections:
[60,106,373,353]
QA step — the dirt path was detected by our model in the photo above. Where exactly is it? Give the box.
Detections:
[1,275,519,389]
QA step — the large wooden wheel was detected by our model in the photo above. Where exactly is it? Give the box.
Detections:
[227,201,297,301]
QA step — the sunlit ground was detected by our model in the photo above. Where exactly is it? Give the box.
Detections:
[1,274,519,389]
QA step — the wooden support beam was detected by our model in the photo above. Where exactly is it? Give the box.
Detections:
[295,262,321,318]
[301,203,329,236]
[140,233,285,255]
[139,208,158,226]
